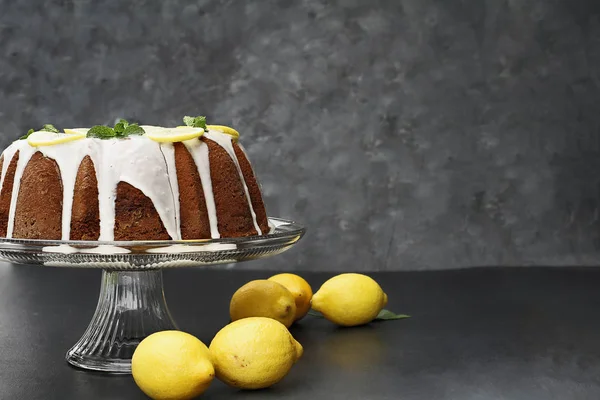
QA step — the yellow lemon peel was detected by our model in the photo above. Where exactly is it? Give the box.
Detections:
[210,317,302,390]
[27,131,86,147]
[311,273,388,327]
[146,126,204,143]
[64,128,89,135]
[132,331,214,400]
[268,273,313,322]
[207,125,240,140]
[229,280,297,328]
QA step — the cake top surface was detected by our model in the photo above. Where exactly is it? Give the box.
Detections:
[14,116,240,148]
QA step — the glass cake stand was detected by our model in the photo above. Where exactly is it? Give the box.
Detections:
[0,217,305,374]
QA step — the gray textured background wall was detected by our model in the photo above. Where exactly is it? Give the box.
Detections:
[1,0,600,271]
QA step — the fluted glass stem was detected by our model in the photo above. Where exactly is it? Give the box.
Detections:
[66,269,179,374]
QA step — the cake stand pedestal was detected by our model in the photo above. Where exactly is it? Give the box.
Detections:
[67,269,178,373]
[0,217,305,374]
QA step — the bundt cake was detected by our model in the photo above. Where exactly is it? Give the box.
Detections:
[0,117,270,241]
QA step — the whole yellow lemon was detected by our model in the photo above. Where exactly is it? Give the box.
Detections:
[311,273,388,327]
[209,317,303,390]
[230,280,297,328]
[268,273,313,321]
[132,331,214,400]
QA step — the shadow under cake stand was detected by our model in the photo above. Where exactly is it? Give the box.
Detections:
[0,217,305,374]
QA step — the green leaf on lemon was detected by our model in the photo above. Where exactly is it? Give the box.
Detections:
[308,309,410,321]
[376,309,411,320]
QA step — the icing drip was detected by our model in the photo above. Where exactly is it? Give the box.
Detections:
[183,139,220,239]
[5,141,37,238]
[237,143,270,234]
[94,137,179,241]
[0,141,23,196]
[36,139,93,240]
[158,143,182,240]
[204,130,262,235]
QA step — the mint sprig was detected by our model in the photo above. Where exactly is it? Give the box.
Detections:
[20,129,35,140]
[40,124,59,133]
[122,123,144,136]
[307,309,411,321]
[20,124,60,140]
[113,119,128,136]
[87,125,116,139]
[87,119,145,139]
[183,115,207,129]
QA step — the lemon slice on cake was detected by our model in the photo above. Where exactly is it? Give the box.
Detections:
[207,125,239,140]
[64,128,89,135]
[145,126,204,143]
[27,131,86,147]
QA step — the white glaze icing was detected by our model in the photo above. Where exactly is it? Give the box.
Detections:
[5,141,37,238]
[268,219,277,233]
[146,243,237,253]
[35,139,92,240]
[158,142,182,240]
[0,128,264,241]
[0,141,20,197]
[237,143,270,234]
[96,136,181,240]
[204,130,262,235]
[182,138,220,238]
[42,244,132,254]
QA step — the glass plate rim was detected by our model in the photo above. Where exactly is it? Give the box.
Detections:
[0,217,305,248]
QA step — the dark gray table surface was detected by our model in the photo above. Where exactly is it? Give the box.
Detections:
[1,264,600,399]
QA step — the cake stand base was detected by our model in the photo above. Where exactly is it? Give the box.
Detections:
[66,269,179,374]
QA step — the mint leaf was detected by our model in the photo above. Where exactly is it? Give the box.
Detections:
[183,116,195,127]
[20,124,58,140]
[87,120,144,139]
[113,119,129,136]
[87,125,116,139]
[183,115,207,129]
[122,123,145,136]
[376,310,410,320]
[40,124,59,133]
[20,128,35,140]
[114,123,125,135]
